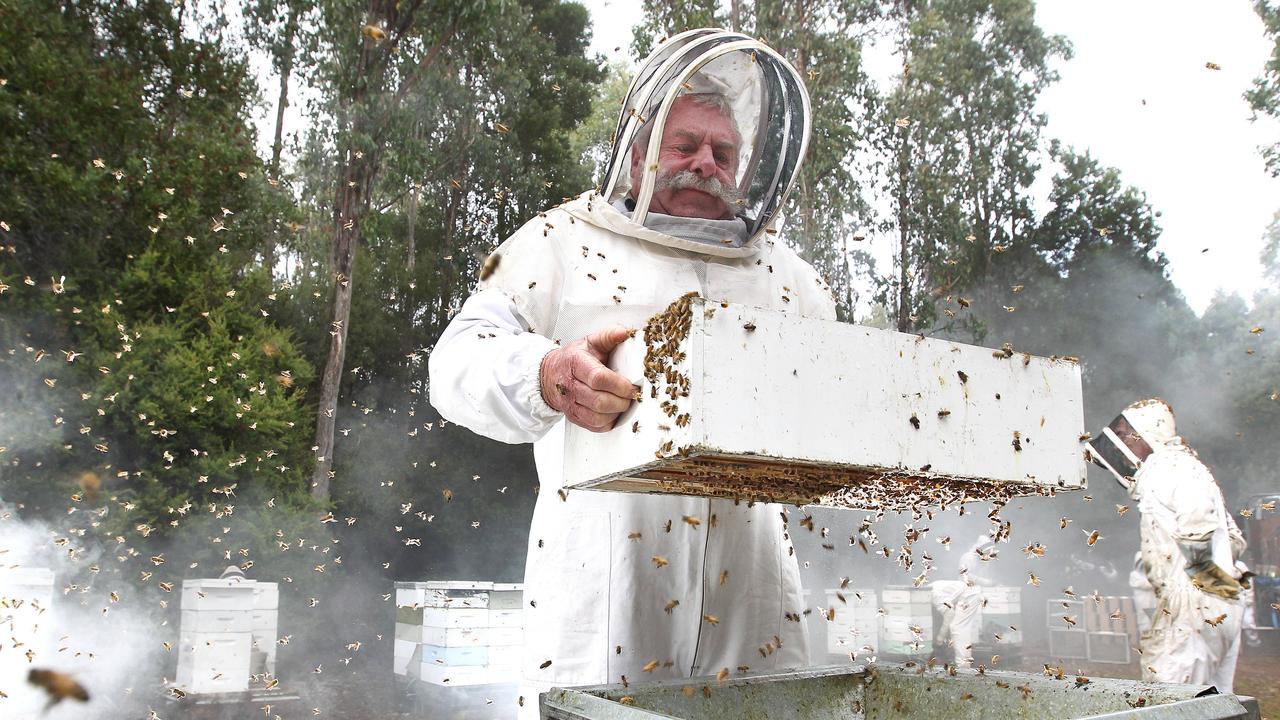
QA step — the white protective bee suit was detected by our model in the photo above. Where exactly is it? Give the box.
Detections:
[1129,551,1157,635]
[931,580,983,667]
[933,538,996,667]
[428,30,833,711]
[1089,399,1245,691]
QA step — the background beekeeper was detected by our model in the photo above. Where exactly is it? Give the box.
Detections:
[428,29,834,714]
[1091,398,1246,691]
[931,536,996,668]
[931,579,983,667]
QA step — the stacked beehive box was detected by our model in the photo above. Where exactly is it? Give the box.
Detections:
[393,581,523,686]
[824,588,878,658]
[487,583,524,665]
[1048,597,1088,659]
[249,581,279,675]
[1084,596,1138,664]
[880,586,932,657]
[980,586,1023,650]
[175,578,256,693]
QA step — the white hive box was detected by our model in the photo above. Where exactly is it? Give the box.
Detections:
[825,589,879,656]
[565,296,1086,508]
[879,586,933,656]
[175,578,255,693]
[249,581,279,675]
[395,580,491,609]
[489,583,523,609]
[175,630,253,694]
[396,622,489,647]
[393,581,524,686]
[980,586,1023,647]
[179,608,253,633]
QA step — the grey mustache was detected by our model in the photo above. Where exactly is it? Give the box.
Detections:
[656,170,743,206]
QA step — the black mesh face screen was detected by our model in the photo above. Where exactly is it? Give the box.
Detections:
[1109,414,1155,462]
[1089,431,1136,478]
[1088,413,1154,481]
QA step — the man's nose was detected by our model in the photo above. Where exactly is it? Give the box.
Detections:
[689,143,717,177]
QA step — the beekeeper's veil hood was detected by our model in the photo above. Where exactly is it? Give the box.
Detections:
[599,29,811,246]
[1086,398,1178,492]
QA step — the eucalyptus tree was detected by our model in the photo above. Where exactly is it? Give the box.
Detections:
[1248,0,1280,177]
[872,0,1070,333]
[286,0,602,500]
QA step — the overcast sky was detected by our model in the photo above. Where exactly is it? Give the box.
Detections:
[579,0,1280,314]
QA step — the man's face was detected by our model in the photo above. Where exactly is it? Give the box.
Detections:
[629,96,741,220]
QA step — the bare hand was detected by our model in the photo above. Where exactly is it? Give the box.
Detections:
[540,325,637,432]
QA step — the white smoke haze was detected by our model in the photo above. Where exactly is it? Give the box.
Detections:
[0,500,168,719]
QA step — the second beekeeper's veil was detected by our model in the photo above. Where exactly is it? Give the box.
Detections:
[599,29,811,242]
[1086,398,1177,492]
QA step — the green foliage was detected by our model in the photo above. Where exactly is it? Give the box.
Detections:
[1248,0,1280,177]
[0,0,317,557]
[632,1,724,57]
[874,0,1071,333]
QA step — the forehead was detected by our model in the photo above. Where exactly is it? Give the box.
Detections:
[661,97,739,147]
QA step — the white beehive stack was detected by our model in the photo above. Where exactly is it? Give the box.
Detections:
[824,588,878,658]
[980,586,1022,649]
[175,578,256,694]
[0,567,56,715]
[566,296,1087,509]
[249,581,279,675]
[1048,596,1088,659]
[393,581,523,686]
[486,583,523,678]
[880,586,933,657]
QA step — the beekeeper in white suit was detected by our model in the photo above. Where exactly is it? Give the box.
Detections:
[428,29,833,711]
[931,537,995,667]
[1088,398,1246,691]
[931,580,983,667]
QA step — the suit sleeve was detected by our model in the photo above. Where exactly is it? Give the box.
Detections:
[428,212,568,444]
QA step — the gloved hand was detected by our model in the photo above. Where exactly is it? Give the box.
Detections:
[1179,538,1241,600]
[540,325,638,432]
[1190,564,1240,600]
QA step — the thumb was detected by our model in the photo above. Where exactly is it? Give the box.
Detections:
[585,325,634,360]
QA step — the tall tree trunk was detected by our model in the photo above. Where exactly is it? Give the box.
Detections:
[310,150,372,501]
[405,123,423,272]
[896,139,911,333]
[264,10,297,272]
[406,181,419,272]
[894,0,914,333]
[310,10,378,500]
[309,8,456,500]
[270,10,298,177]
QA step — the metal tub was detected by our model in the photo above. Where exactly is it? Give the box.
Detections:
[541,663,1259,720]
